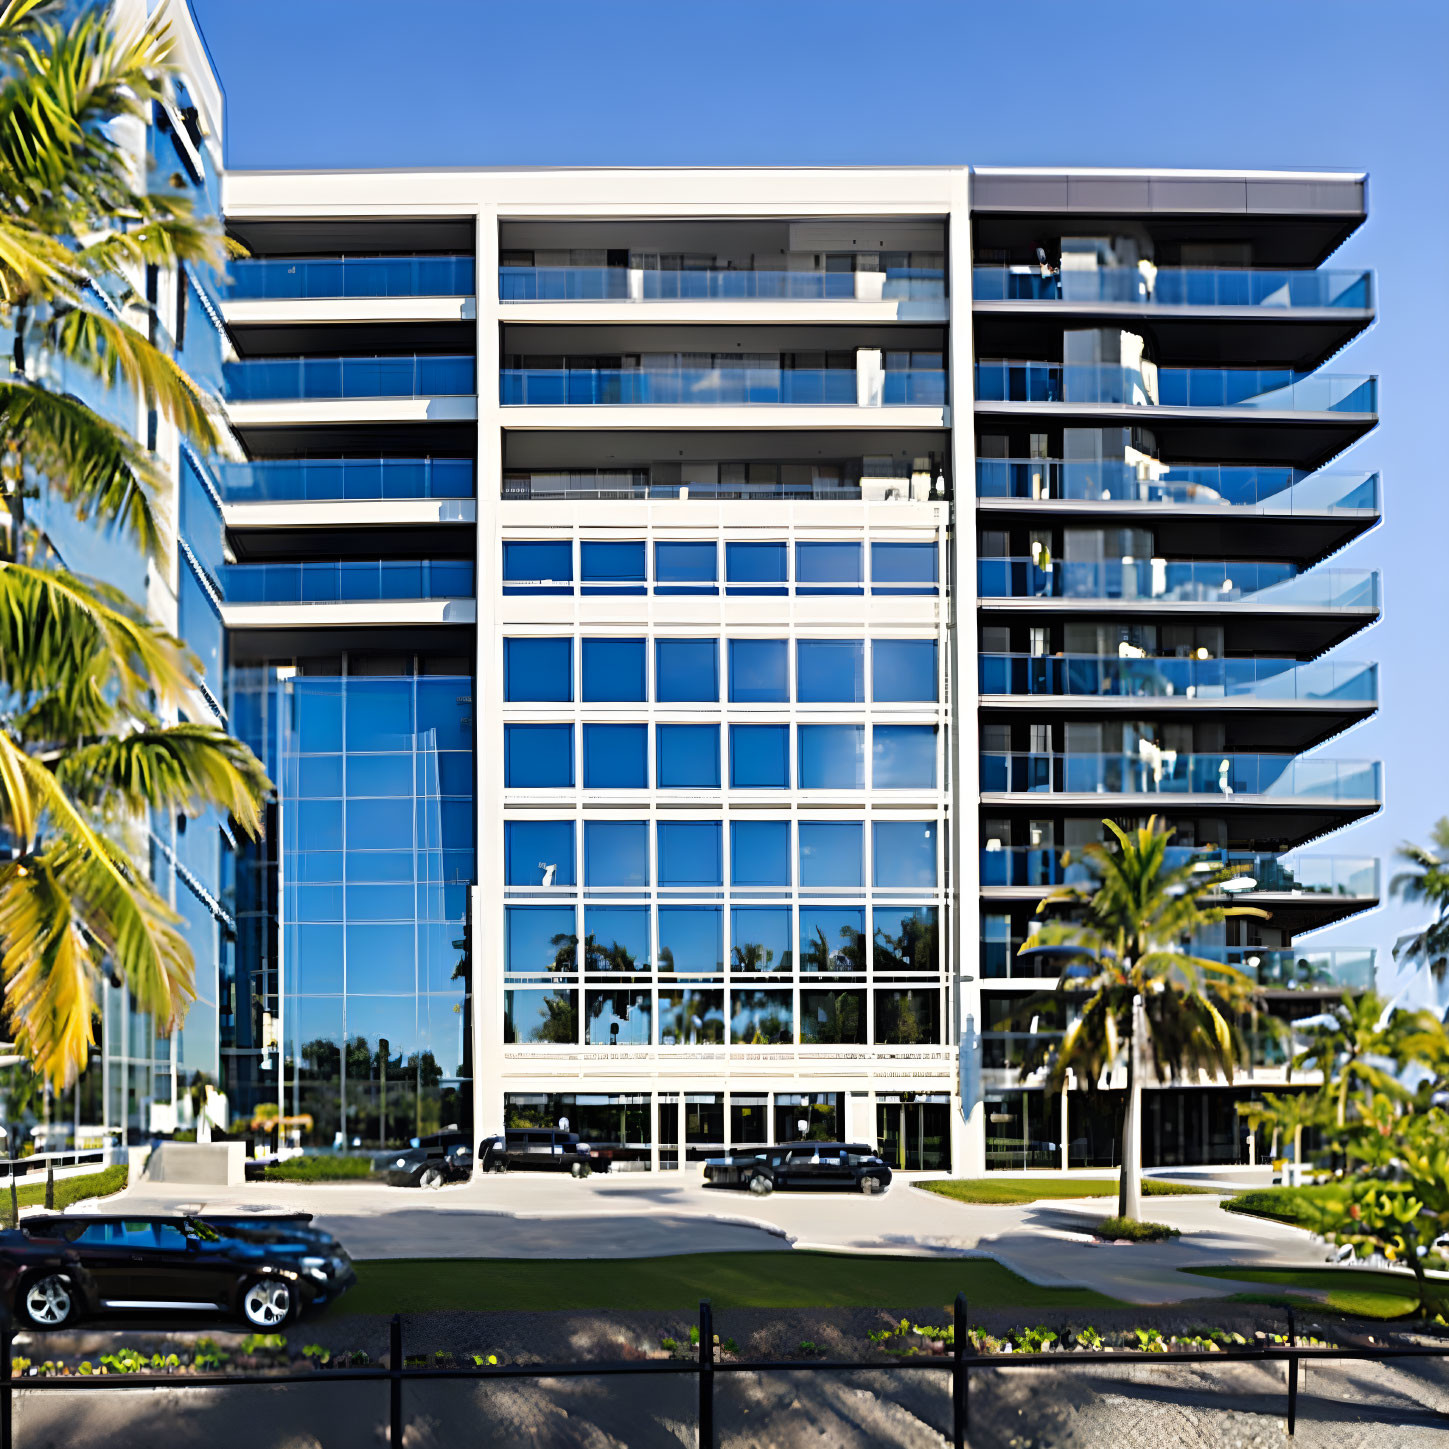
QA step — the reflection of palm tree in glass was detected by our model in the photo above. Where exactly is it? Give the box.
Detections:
[878,992,928,1044]
[534,995,577,1043]
[732,940,775,972]
[802,925,866,973]
[806,992,861,1044]
[549,931,579,973]
[582,934,640,973]
[873,911,938,972]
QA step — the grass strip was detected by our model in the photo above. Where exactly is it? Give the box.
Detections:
[1183,1265,1448,1320]
[331,1252,1125,1316]
[260,1155,374,1182]
[918,1177,1210,1206]
[7,1164,129,1212]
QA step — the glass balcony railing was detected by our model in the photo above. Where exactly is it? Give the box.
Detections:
[223,559,474,605]
[972,266,1372,310]
[980,654,1377,704]
[223,256,476,300]
[981,939,1376,991]
[975,459,1380,513]
[981,752,1381,800]
[218,457,476,503]
[502,466,943,503]
[978,558,1380,610]
[980,847,1380,898]
[500,367,946,406]
[975,360,1377,414]
[223,356,475,401]
[499,266,946,302]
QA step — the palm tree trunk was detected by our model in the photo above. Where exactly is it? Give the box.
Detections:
[1118,993,1144,1220]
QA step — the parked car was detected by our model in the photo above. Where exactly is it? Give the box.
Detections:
[703,1143,891,1196]
[1,1212,356,1330]
[478,1129,600,1175]
[374,1131,472,1188]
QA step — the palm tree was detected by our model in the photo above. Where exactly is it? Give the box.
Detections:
[1024,817,1267,1219]
[0,2,269,1086]
[1390,817,1449,980]
[1290,991,1426,1128]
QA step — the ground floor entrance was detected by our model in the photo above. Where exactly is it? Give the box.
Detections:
[877,1097,951,1171]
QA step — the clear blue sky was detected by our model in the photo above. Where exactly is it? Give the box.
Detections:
[190,0,1449,994]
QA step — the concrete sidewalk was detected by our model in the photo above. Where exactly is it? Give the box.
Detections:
[95,1169,1335,1305]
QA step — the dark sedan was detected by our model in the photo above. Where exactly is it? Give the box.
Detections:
[374,1131,473,1188]
[0,1213,355,1330]
[704,1143,892,1196]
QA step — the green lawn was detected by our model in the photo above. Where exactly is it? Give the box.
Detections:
[260,1155,374,1183]
[8,1164,128,1213]
[917,1177,1210,1206]
[1218,1185,1337,1228]
[332,1253,1125,1316]
[1183,1265,1448,1320]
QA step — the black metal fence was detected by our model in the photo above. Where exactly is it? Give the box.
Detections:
[3,1296,1448,1447]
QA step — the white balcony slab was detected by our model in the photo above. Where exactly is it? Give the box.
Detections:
[223,296,475,326]
[498,404,949,430]
[221,598,476,629]
[225,396,477,427]
[499,299,948,325]
[224,498,477,529]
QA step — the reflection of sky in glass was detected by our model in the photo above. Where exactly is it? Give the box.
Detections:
[657,724,720,787]
[584,821,648,885]
[586,990,651,1045]
[730,724,790,788]
[799,907,866,971]
[797,640,864,702]
[798,725,865,789]
[730,821,790,886]
[657,906,723,973]
[798,822,863,887]
[874,822,937,886]
[657,822,722,885]
[731,907,793,971]
[507,906,576,973]
[584,906,650,970]
[505,820,574,886]
[728,639,788,701]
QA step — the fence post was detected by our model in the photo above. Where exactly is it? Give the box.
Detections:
[389,1313,403,1449]
[44,1159,54,1212]
[953,1292,968,1449]
[698,1300,714,1449]
[1,1317,12,1449]
[1285,1306,1298,1437]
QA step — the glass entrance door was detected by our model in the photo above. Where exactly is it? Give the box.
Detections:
[876,1100,951,1171]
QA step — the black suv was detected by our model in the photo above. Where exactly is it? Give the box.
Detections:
[374,1131,472,1188]
[703,1143,891,1195]
[479,1129,598,1175]
[0,1213,355,1329]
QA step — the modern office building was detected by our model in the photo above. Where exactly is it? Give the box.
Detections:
[49,8,1386,1173]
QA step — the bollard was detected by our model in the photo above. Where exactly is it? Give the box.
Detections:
[1285,1306,1298,1436]
[44,1159,54,1211]
[698,1300,715,1449]
[953,1292,968,1449]
[389,1313,403,1448]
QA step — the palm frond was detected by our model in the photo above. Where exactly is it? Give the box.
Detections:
[58,723,269,839]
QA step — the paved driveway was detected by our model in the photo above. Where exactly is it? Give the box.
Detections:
[101,1171,1329,1304]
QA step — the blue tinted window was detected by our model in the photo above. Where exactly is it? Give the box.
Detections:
[506,906,576,973]
[503,723,573,787]
[730,821,791,887]
[656,638,719,702]
[662,988,727,1046]
[873,725,938,787]
[347,754,412,796]
[584,906,650,971]
[728,639,788,702]
[581,638,646,701]
[797,639,864,702]
[730,724,790,789]
[504,638,572,702]
[799,821,863,887]
[584,821,649,886]
[725,541,787,585]
[293,681,343,751]
[656,724,720,788]
[874,905,939,972]
[346,798,413,849]
[293,924,343,993]
[298,800,343,851]
[586,989,651,1046]
[798,725,865,789]
[873,639,938,701]
[872,541,938,586]
[505,820,574,885]
[657,821,722,886]
[874,821,938,886]
[796,541,863,592]
[583,723,648,788]
[345,679,412,750]
[731,907,792,971]
[655,541,717,583]
[503,540,572,582]
[504,989,577,1045]
[730,989,793,1045]
[581,540,646,582]
[657,905,723,973]
[299,755,343,797]
[799,906,867,971]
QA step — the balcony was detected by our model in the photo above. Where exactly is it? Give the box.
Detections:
[975,361,1376,414]
[500,366,946,407]
[979,654,1376,705]
[223,559,474,605]
[500,265,945,303]
[979,846,1379,898]
[223,355,475,401]
[978,558,1379,611]
[973,266,1371,310]
[224,256,476,299]
[980,751,1381,803]
[218,457,475,503]
[975,459,1379,514]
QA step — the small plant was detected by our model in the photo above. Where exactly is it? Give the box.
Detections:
[470,1352,500,1367]
[302,1344,331,1365]
[404,1354,428,1369]
[1074,1326,1104,1351]
[240,1333,288,1357]
[1098,1216,1180,1243]
[10,1359,29,1376]
[1012,1326,1058,1354]
[688,1325,700,1347]
[1133,1328,1166,1353]
[721,1337,739,1356]
[797,1340,821,1357]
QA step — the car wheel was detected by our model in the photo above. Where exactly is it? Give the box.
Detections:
[570,1161,583,1178]
[748,1173,773,1197]
[419,1166,445,1190]
[859,1175,881,1196]
[240,1277,294,1329]
[20,1273,77,1329]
